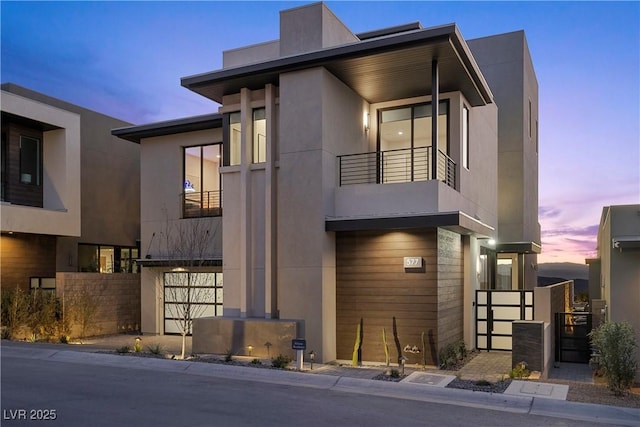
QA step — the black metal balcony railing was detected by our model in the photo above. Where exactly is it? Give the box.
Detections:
[338,146,456,188]
[183,190,223,218]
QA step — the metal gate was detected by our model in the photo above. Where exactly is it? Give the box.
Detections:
[555,312,592,363]
[476,290,534,351]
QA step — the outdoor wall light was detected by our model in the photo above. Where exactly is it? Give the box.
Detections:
[487,239,496,246]
[363,112,370,132]
[247,345,253,356]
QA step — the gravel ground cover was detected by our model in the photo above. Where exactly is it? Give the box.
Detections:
[105,349,640,408]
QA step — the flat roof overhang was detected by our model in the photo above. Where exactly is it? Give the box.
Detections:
[1,111,61,132]
[325,211,494,237]
[495,242,542,254]
[181,24,493,106]
[112,113,223,143]
[136,258,222,267]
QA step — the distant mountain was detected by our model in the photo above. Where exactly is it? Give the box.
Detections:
[538,276,588,294]
[538,262,588,280]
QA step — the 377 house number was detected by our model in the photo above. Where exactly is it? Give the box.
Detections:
[403,257,423,268]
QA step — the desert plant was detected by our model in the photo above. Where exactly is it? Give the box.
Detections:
[389,368,400,378]
[352,318,362,367]
[250,358,262,365]
[382,328,390,367]
[116,345,131,354]
[1,287,30,339]
[438,340,467,370]
[147,344,163,355]
[509,361,530,379]
[27,290,62,341]
[271,354,292,369]
[224,349,234,362]
[590,321,638,396]
[68,287,100,342]
[134,338,142,353]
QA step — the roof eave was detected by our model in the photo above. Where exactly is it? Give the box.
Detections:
[181,23,493,106]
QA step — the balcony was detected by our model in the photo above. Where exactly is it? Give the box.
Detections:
[183,190,223,218]
[338,146,456,189]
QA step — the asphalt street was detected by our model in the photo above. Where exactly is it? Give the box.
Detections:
[1,347,616,427]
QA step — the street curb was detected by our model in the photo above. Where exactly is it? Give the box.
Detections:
[4,344,640,425]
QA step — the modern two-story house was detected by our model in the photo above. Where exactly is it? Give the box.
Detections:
[114,2,540,364]
[1,84,140,293]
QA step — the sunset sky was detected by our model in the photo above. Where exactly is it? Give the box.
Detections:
[2,1,638,264]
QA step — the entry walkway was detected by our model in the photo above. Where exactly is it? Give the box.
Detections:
[547,362,594,384]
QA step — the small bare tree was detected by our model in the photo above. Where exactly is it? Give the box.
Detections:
[158,216,220,359]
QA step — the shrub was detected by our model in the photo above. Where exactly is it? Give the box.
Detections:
[271,354,292,369]
[116,345,131,354]
[147,344,163,355]
[250,358,262,365]
[224,349,234,362]
[439,340,467,370]
[509,361,530,379]
[389,368,400,378]
[590,321,638,396]
[1,287,30,339]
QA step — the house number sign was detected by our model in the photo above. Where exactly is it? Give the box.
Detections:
[403,257,423,268]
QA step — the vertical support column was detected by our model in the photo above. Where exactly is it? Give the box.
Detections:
[239,88,252,317]
[431,59,439,180]
[265,84,277,319]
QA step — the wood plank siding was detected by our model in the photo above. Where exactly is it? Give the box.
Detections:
[336,228,463,366]
[1,233,56,291]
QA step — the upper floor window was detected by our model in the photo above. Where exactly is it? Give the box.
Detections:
[229,112,241,166]
[377,100,449,183]
[183,143,222,218]
[253,108,266,163]
[20,135,41,185]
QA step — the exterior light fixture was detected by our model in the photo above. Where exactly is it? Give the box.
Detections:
[487,239,496,246]
[363,112,370,132]
[309,350,315,370]
[399,355,409,375]
[247,345,253,356]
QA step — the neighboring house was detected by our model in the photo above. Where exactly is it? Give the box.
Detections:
[1,83,141,293]
[586,204,640,380]
[114,2,539,364]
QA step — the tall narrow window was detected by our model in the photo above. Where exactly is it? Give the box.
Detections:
[20,136,41,185]
[252,108,266,163]
[229,112,241,166]
[462,105,469,169]
[184,144,222,218]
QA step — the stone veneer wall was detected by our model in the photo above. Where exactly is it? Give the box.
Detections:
[57,273,140,337]
[512,320,544,372]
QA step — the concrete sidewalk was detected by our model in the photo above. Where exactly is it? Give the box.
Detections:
[3,341,639,427]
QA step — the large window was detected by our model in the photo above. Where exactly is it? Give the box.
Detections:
[229,112,241,166]
[252,108,266,163]
[184,143,222,218]
[19,135,41,185]
[378,101,448,183]
[164,272,223,334]
[78,244,139,273]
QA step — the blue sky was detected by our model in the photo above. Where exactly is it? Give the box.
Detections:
[2,1,638,263]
